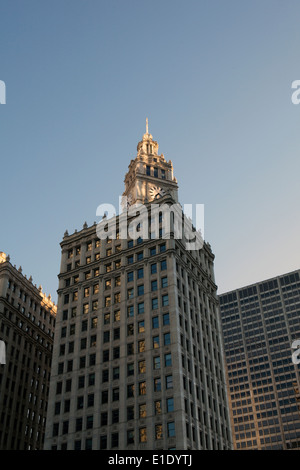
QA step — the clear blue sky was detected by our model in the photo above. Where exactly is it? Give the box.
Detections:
[1,0,300,301]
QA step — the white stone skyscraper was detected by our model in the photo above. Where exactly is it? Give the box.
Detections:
[44,123,232,450]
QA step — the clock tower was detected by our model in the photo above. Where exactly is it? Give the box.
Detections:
[122,119,179,207]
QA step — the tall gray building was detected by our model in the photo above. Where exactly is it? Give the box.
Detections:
[219,269,300,450]
[44,124,232,450]
[0,252,57,450]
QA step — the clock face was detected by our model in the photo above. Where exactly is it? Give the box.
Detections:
[149,186,166,200]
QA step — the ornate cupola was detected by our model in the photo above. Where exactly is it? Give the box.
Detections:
[123,119,178,207]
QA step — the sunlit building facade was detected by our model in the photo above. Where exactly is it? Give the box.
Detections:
[44,124,232,450]
[0,252,56,449]
[219,269,300,450]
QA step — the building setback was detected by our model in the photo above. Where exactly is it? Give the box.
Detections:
[44,124,232,450]
[0,252,57,450]
[219,269,300,450]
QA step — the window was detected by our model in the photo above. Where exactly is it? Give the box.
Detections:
[155,424,163,440]
[161,277,168,288]
[127,363,134,376]
[105,296,111,307]
[139,381,146,395]
[165,353,172,367]
[167,422,176,437]
[138,302,144,314]
[86,415,93,430]
[153,336,160,349]
[127,430,134,445]
[114,327,120,340]
[113,346,120,359]
[151,280,158,292]
[105,279,111,289]
[138,340,146,353]
[113,367,120,380]
[102,370,109,383]
[92,300,98,311]
[153,356,161,370]
[152,298,158,310]
[139,360,146,374]
[127,324,134,336]
[103,331,110,343]
[154,377,161,392]
[112,388,119,401]
[100,435,107,450]
[161,259,167,271]
[115,276,121,286]
[102,390,108,404]
[104,312,110,324]
[106,263,112,273]
[86,256,91,264]
[127,384,134,398]
[79,356,86,369]
[114,310,120,322]
[166,397,174,412]
[103,350,109,362]
[127,271,134,282]
[152,317,159,329]
[76,417,83,432]
[101,412,108,426]
[127,288,134,299]
[161,169,166,179]
[154,167,158,178]
[128,240,134,249]
[127,406,134,420]
[127,255,134,265]
[139,428,147,443]
[127,306,134,318]
[163,313,170,326]
[77,396,84,410]
[106,248,112,257]
[151,263,157,274]
[146,165,151,176]
[164,332,171,345]
[162,294,169,307]
[166,375,173,389]
[137,285,144,296]
[127,343,134,355]
[137,251,143,261]
[149,247,156,257]
[84,287,90,298]
[138,320,145,333]
[155,400,162,415]
[111,433,119,448]
[82,304,89,316]
[114,292,121,304]
[160,243,166,252]
[137,268,144,279]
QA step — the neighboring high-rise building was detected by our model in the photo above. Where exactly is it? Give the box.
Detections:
[219,269,300,450]
[44,123,232,450]
[0,252,57,450]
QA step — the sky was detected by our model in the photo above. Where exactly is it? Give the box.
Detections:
[0,0,300,302]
